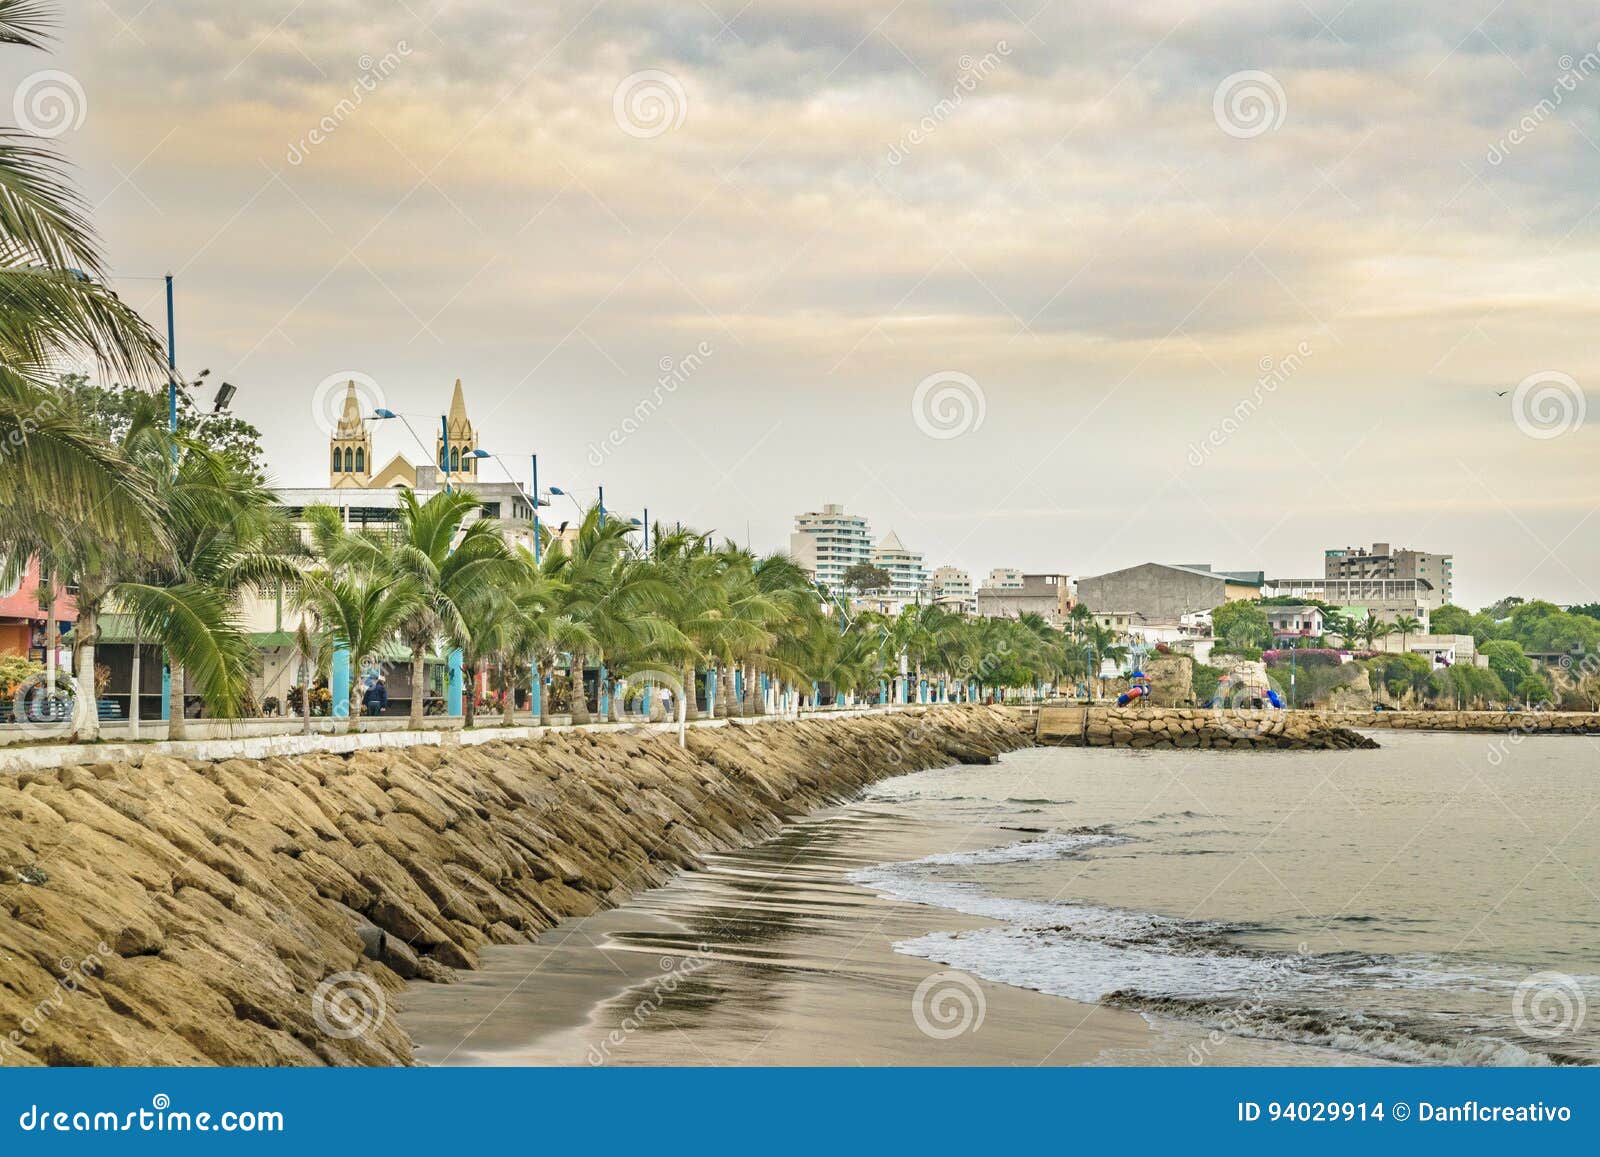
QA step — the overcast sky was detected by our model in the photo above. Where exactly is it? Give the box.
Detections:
[21,1,1600,608]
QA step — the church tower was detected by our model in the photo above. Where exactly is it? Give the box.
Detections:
[328,381,372,488]
[435,378,477,483]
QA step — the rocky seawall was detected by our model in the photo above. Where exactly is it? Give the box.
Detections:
[0,707,1030,1067]
[1315,709,1600,733]
[1035,706,1379,750]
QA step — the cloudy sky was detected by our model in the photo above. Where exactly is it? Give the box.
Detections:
[20,1,1600,607]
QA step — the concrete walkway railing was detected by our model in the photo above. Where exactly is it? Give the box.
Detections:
[0,703,962,774]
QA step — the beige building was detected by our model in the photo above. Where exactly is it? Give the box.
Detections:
[790,504,873,594]
[976,573,1075,627]
[1325,543,1453,609]
[928,565,975,614]
[329,378,483,490]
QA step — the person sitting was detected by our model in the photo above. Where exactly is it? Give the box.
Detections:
[362,676,389,716]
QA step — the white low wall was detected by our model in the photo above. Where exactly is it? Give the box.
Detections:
[0,704,931,774]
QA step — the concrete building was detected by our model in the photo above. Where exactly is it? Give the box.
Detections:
[984,567,1025,591]
[872,531,928,604]
[0,559,74,662]
[1076,562,1263,624]
[1265,577,1436,629]
[976,573,1075,628]
[928,565,975,614]
[790,504,873,594]
[1325,543,1453,608]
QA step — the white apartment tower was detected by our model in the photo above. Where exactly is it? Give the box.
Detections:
[929,565,976,614]
[873,531,928,603]
[790,504,873,594]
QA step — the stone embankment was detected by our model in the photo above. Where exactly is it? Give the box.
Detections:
[0,707,1030,1067]
[1314,709,1600,734]
[1035,706,1378,750]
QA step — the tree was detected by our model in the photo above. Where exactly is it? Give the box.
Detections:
[1393,616,1421,652]
[842,563,893,595]
[329,488,518,728]
[1517,671,1553,709]
[1481,639,1533,692]
[1210,601,1272,651]
[57,371,267,481]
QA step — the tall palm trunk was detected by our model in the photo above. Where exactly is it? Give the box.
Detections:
[745,664,764,716]
[683,662,702,721]
[408,643,427,728]
[71,606,98,741]
[128,633,142,738]
[168,662,187,740]
[569,651,590,724]
[299,651,311,736]
[347,682,363,733]
[501,661,516,726]
[464,659,480,727]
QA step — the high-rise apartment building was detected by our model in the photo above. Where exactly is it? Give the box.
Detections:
[1324,543,1453,609]
[873,531,928,603]
[789,504,873,593]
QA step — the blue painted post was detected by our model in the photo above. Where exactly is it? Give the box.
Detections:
[643,681,653,719]
[879,679,887,705]
[332,646,351,720]
[160,666,171,721]
[811,680,820,708]
[760,673,769,711]
[447,649,463,715]
[598,662,609,717]
[530,664,541,718]
[734,668,744,705]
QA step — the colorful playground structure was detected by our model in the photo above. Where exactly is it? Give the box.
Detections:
[1116,670,1152,707]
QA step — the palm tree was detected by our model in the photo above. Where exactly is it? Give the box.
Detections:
[1393,615,1421,652]
[1360,617,1392,651]
[0,1,171,554]
[329,488,517,728]
[298,566,423,731]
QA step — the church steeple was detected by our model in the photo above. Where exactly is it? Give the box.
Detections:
[328,380,372,488]
[436,377,477,481]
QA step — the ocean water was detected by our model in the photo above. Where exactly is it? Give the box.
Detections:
[849,731,1600,1066]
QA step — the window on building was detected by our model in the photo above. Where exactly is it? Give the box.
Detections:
[450,447,460,472]
[344,447,354,472]
[332,446,342,472]
[354,447,364,472]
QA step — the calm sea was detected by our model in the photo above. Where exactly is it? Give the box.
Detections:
[852,731,1598,1065]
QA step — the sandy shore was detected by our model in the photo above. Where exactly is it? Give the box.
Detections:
[402,805,1158,1065]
